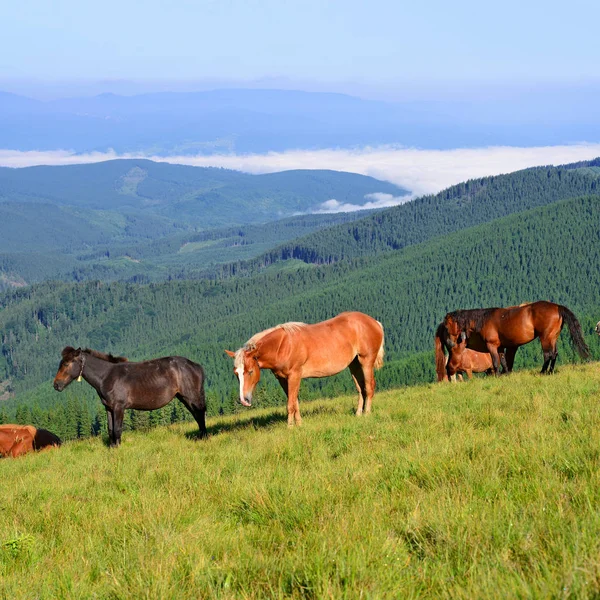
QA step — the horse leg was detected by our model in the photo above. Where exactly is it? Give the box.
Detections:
[504,347,517,373]
[191,398,207,438]
[486,343,502,375]
[541,342,559,374]
[106,408,114,445]
[285,375,302,426]
[178,393,207,438]
[9,437,30,458]
[112,406,124,447]
[349,358,366,415]
[358,356,376,414]
[446,360,456,382]
[499,349,508,373]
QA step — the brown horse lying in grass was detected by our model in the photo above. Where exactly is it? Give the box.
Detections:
[440,301,590,375]
[54,347,206,447]
[435,324,494,381]
[225,311,384,426]
[0,424,62,458]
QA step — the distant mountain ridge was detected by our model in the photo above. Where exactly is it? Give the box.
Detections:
[2,87,600,153]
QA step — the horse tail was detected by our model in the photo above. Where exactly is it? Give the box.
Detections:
[434,323,448,382]
[559,305,590,359]
[374,321,385,370]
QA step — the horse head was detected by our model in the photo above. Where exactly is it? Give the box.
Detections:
[442,315,467,348]
[53,346,84,391]
[225,347,261,407]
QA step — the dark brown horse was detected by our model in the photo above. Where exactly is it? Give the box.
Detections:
[439,301,590,375]
[54,347,206,447]
[0,424,61,458]
[225,311,384,426]
[434,323,494,381]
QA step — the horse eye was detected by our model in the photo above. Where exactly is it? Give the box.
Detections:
[248,369,254,375]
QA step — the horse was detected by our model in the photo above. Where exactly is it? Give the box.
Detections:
[0,424,62,458]
[225,311,384,426]
[439,301,590,375]
[53,347,206,447]
[434,323,494,381]
[596,321,600,336]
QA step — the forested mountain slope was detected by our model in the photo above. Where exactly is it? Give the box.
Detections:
[0,159,402,286]
[221,159,600,274]
[0,159,407,229]
[0,210,374,289]
[2,194,599,432]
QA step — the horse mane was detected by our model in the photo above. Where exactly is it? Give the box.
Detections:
[446,307,499,332]
[234,321,307,368]
[83,348,129,363]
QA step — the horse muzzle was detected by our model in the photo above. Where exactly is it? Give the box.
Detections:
[53,380,65,392]
[240,395,252,407]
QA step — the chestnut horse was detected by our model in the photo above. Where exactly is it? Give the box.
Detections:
[0,424,61,458]
[434,323,494,381]
[225,311,384,426]
[439,301,589,375]
[54,347,206,447]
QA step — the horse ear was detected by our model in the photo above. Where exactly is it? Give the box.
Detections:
[61,346,75,358]
[224,350,236,358]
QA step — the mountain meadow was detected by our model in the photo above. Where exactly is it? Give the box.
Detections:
[2,366,600,598]
[1,157,600,596]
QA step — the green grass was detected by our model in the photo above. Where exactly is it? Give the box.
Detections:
[2,365,600,598]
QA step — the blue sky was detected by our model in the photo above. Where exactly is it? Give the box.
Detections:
[1,0,599,91]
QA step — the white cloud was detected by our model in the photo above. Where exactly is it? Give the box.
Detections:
[314,192,413,213]
[0,149,123,167]
[1,144,600,204]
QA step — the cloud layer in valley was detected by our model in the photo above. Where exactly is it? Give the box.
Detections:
[314,193,413,213]
[2,143,600,211]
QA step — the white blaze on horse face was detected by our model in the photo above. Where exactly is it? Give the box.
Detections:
[236,365,251,407]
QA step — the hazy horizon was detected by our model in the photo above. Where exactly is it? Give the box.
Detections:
[2,0,599,213]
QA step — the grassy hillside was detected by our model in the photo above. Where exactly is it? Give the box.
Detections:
[2,365,600,598]
[226,159,600,274]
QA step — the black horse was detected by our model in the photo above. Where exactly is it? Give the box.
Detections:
[54,347,206,447]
